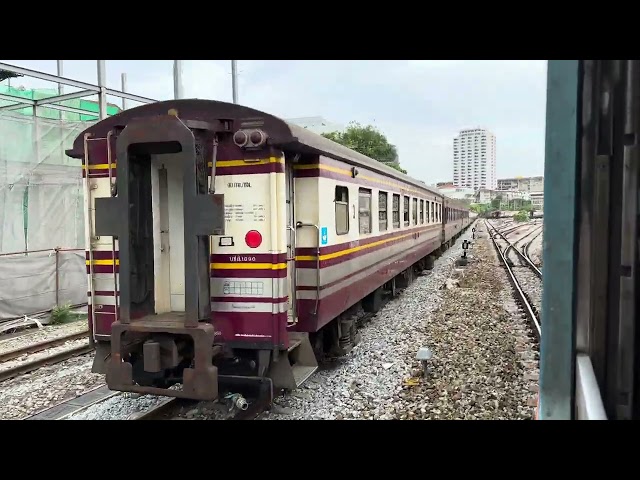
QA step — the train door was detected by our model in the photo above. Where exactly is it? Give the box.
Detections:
[285,161,297,326]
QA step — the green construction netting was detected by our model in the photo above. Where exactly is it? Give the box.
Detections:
[0,86,123,318]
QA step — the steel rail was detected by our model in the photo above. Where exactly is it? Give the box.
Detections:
[485,220,541,341]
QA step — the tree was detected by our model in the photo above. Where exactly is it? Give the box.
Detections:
[322,121,407,174]
[490,195,502,210]
[0,69,23,82]
[513,210,529,222]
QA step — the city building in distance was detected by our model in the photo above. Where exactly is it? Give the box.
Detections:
[433,182,476,202]
[497,176,544,209]
[497,176,544,193]
[453,128,497,190]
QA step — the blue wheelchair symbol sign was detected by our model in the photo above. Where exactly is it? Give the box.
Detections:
[320,227,328,245]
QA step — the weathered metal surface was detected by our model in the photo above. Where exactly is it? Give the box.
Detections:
[107,313,218,400]
[539,60,581,420]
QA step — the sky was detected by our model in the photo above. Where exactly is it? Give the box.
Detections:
[1,60,548,184]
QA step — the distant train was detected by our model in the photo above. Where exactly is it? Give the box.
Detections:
[66,99,472,401]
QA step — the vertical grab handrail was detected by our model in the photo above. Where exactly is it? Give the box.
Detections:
[295,222,320,316]
[286,225,297,325]
[106,130,119,322]
[83,133,97,342]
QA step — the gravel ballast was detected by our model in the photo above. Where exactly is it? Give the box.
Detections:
[66,392,172,420]
[0,354,102,419]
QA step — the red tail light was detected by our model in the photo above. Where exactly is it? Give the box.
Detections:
[245,230,262,249]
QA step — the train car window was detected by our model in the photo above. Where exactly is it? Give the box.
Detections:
[412,198,418,225]
[378,191,388,232]
[403,196,410,227]
[359,188,372,235]
[420,199,424,224]
[431,202,435,223]
[335,186,349,235]
[392,194,400,228]
[426,201,430,224]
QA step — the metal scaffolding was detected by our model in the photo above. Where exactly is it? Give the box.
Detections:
[0,61,163,322]
[0,60,158,119]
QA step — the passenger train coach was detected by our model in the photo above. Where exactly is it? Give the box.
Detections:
[66,99,472,401]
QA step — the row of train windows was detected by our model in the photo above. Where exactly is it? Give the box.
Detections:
[335,186,467,235]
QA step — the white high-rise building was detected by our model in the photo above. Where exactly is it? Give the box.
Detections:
[452,128,497,190]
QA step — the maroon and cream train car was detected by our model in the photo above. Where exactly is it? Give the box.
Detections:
[66,99,472,401]
[443,197,472,244]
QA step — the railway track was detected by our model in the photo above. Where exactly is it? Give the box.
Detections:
[24,385,271,420]
[522,227,543,267]
[491,221,542,278]
[0,331,88,363]
[23,295,394,421]
[485,220,541,341]
[0,341,93,383]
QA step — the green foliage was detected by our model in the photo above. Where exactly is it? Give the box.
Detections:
[490,197,502,209]
[513,210,530,222]
[50,302,83,325]
[469,203,498,218]
[322,122,406,173]
[0,70,23,82]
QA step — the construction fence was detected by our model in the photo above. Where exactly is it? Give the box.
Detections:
[0,86,111,320]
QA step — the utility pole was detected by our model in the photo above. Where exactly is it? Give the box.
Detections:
[173,60,184,100]
[97,60,107,120]
[121,73,128,110]
[231,60,238,104]
[57,60,64,95]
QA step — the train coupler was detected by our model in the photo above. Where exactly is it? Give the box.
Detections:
[106,319,219,401]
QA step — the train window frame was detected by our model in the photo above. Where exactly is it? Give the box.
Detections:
[426,201,430,224]
[412,198,418,225]
[378,190,388,232]
[403,195,410,227]
[392,194,400,228]
[335,185,349,235]
[431,201,435,223]
[358,188,372,235]
[419,199,424,224]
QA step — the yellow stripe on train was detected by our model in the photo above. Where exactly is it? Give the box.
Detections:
[295,226,438,262]
[83,157,284,170]
[86,259,120,265]
[211,262,287,270]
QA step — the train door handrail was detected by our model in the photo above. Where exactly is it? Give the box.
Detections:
[286,224,297,325]
[296,222,320,316]
[575,353,607,420]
